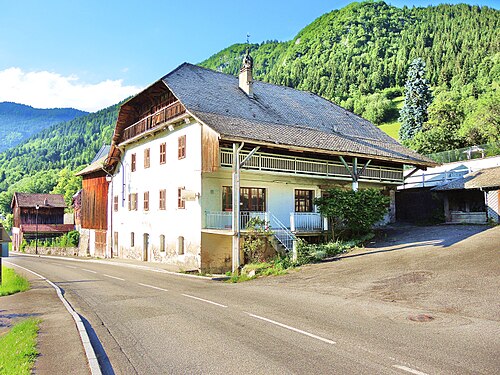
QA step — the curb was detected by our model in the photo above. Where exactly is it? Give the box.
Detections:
[5,261,102,375]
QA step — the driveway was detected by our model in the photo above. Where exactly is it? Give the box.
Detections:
[253,224,500,321]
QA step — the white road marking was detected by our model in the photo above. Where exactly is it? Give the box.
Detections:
[81,268,98,274]
[181,293,227,308]
[393,365,429,375]
[5,261,102,375]
[244,312,336,345]
[138,283,169,292]
[66,265,77,269]
[103,274,125,281]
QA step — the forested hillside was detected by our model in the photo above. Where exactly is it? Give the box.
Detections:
[0,104,119,215]
[1,1,499,218]
[201,2,500,153]
[0,102,88,152]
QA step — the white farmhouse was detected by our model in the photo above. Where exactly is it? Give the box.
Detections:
[93,53,435,273]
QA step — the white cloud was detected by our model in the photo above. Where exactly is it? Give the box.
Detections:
[0,67,142,112]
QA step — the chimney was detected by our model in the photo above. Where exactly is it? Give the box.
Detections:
[239,50,253,98]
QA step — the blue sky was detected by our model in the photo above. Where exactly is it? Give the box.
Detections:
[0,0,498,111]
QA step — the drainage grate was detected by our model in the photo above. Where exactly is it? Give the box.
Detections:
[408,314,435,322]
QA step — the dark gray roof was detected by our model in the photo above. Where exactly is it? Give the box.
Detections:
[12,193,67,208]
[433,166,500,191]
[162,63,435,166]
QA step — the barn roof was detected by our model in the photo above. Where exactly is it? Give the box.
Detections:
[11,193,67,209]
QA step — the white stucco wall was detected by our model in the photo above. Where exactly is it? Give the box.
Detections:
[111,122,202,269]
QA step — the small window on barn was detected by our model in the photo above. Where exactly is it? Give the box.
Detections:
[159,235,165,252]
[159,189,166,210]
[160,143,166,164]
[131,153,136,172]
[144,148,150,168]
[178,187,185,209]
[144,191,149,211]
[113,196,118,212]
[131,232,135,247]
[178,135,186,159]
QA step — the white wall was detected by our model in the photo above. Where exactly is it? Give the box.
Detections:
[487,190,499,223]
[111,121,202,269]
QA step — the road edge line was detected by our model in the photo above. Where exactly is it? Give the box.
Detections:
[5,261,103,375]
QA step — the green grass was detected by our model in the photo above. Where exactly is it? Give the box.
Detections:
[0,267,30,296]
[378,95,403,141]
[378,120,401,140]
[0,318,41,375]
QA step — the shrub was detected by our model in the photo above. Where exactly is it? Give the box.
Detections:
[242,217,272,263]
[315,188,389,238]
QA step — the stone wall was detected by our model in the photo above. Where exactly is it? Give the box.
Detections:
[23,246,79,256]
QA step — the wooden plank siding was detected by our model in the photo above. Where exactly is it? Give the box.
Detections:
[81,175,108,230]
[14,207,64,227]
[202,125,220,173]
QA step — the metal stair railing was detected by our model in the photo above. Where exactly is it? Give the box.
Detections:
[268,213,297,255]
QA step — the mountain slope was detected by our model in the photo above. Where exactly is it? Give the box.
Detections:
[0,104,119,214]
[0,102,88,152]
[201,2,499,103]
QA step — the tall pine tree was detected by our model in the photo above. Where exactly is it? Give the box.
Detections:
[399,58,433,141]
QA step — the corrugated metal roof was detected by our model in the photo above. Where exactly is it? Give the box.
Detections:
[433,165,500,191]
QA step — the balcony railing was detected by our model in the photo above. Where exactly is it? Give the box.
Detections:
[220,148,403,183]
[205,211,268,230]
[290,212,326,232]
[204,211,325,233]
[122,101,186,143]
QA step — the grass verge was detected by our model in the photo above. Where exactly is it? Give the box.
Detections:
[0,266,30,296]
[0,318,41,375]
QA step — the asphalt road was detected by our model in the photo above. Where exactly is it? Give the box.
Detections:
[6,226,499,375]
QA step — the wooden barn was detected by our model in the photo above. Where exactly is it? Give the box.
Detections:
[10,193,74,251]
[75,155,110,257]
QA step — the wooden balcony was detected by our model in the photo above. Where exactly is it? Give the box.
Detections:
[122,101,186,143]
[220,148,403,183]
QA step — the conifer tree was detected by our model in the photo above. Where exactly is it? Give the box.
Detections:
[399,58,432,141]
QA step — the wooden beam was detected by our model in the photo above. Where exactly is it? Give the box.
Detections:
[339,156,356,180]
[357,159,372,177]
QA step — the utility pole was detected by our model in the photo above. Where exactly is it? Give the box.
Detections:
[35,204,39,255]
[231,143,260,273]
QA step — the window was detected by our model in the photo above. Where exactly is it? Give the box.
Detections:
[159,189,166,210]
[159,235,165,252]
[113,196,118,211]
[128,193,138,211]
[144,148,150,168]
[160,143,166,164]
[295,190,314,212]
[178,187,185,209]
[144,191,149,211]
[177,236,184,255]
[131,153,136,172]
[222,187,266,211]
[130,232,135,247]
[178,135,186,159]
